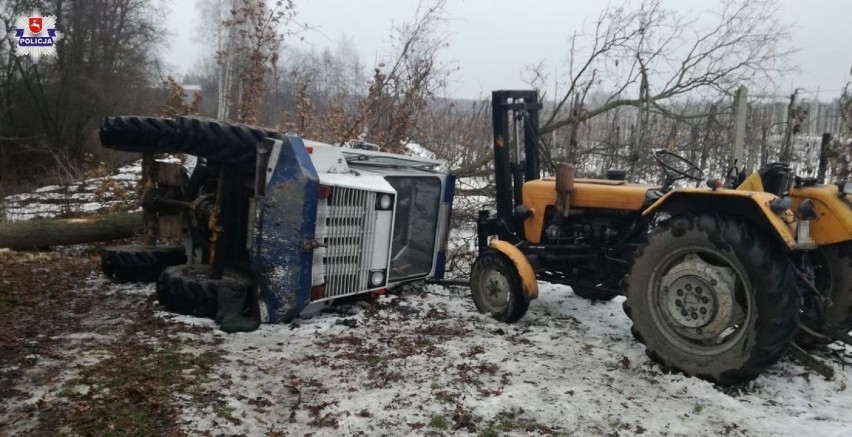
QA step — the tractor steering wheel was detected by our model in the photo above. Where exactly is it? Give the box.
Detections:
[654,150,703,191]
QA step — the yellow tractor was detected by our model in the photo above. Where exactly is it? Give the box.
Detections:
[470,90,852,385]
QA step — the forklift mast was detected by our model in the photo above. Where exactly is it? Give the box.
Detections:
[479,90,543,247]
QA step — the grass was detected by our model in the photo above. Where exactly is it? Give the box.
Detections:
[214,403,238,423]
[31,306,223,436]
[368,354,383,367]
[693,402,704,414]
[433,389,459,404]
[479,427,499,437]
[429,414,449,430]
[484,407,567,436]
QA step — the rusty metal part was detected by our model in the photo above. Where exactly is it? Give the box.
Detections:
[209,167,228,279]
[797,323,833,342]
[157,214,183,240]
[138,158,191,245]
[141,153,158,245]
[555,163,575,218]
[789,342,835,379]
[208,206,223,275]
[155,162,184,186]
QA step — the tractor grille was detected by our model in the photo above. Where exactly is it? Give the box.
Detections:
[322,187,377,297]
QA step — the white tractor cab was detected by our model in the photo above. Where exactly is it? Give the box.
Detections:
[253,137,455,323]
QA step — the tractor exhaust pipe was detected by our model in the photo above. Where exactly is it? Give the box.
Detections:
[556,163,575,217]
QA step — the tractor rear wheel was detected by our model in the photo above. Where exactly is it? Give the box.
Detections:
[173,117,281,165]
[157,264,251,318]
[99,116,178,154]
[101,245,186,283]
[623,213,800,385]
[99,116,281,165]
[470,250,529,323]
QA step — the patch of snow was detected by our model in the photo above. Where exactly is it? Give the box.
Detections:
[405,142,437,160]
[170,282,852,436]
[2,156,193,222]
[34,185,63,193]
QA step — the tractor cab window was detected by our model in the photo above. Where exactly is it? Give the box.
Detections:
[385,176,441,281]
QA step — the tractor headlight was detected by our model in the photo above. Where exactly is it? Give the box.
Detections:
[377,193,393,210]
[841,181,852,195]
[369,270,386,287]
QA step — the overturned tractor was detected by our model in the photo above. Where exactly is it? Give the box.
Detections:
[99,116,454,331]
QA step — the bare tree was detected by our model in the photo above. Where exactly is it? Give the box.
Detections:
[831,79,852,180]
[337,0,452,153]
[197,0,297,124]
[160,76,203,117]
[0,0,166,185]
[534,0,792,177]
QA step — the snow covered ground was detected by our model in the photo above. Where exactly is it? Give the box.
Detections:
[1,156,190,222]
[20,270,847,436]
[156,282,851,436]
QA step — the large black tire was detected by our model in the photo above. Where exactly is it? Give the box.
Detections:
[174,117,281,165]
[100,116,282,165]
[157,264,251,318]
[797,242,852,348]
[470,250,530,323]
[623,213,800,385]
[101,245,186,283]
[99,116,178,153]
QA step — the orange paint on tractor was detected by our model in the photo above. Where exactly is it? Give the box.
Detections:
[790,184,852,245]
[521,178,653,243]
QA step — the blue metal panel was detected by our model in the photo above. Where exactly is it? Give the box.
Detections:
[443,174,456,203]
[433,252,446,279]
[252,136,318,323]
[434,174,456,280]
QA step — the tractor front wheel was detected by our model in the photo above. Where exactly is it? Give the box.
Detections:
[470,250,529,323]
[101,245,186,283]
[157,264,251,318]
[624,213,800,385]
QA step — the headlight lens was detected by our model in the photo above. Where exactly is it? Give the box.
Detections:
[379,194,392,210]
[370,270,385,286]
[841,181,852,195]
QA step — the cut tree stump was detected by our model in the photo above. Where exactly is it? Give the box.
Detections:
[0,212,143,250]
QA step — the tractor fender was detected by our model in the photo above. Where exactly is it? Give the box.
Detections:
[642,188,799,249]
[489,240,539,300]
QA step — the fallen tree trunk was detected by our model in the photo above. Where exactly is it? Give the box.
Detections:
[0,212,143,250]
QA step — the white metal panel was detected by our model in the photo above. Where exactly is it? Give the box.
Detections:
[324,186,378,298]
[371,211,392,271]
[318,172,395,194]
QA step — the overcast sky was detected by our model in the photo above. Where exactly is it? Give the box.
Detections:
[164,0,852,101]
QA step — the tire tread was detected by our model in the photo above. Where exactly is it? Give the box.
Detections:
[623,213,800,385]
